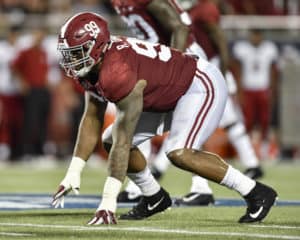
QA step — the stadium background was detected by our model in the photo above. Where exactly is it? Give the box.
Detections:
[1,0,299,163]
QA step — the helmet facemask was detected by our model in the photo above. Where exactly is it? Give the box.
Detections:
[58,40,96,78]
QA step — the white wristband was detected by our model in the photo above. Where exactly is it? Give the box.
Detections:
[67,156,86,174]
[98,177,122,212]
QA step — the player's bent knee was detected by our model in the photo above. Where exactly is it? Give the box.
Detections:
[167,149,187,169]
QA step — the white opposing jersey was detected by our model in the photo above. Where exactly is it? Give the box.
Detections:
[209,56,237,94]
[233,40,278,90]
[0,41,19,95]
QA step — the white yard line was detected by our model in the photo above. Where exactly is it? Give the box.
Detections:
[0,223,300,240]
[0,232,34,237]
[251,224,300,230]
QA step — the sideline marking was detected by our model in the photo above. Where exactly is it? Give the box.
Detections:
[0,223,300,240]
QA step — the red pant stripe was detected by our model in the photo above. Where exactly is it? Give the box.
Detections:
[184,70,214,148]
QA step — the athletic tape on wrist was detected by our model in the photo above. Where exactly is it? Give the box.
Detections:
[67,156,86,174]
[99,177,122,212]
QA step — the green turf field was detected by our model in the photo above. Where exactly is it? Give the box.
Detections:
[0,160,299,239]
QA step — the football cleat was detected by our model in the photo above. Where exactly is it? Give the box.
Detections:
[244,167,264,180]
[239,181,277,223]
[174,192,215,206]
[119,188,172,220]
[117,190,142,203]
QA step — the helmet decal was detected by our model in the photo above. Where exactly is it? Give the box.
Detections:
[84,21,100,38]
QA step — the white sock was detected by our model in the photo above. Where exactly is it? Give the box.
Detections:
[125,180,142,196]
[137,139,152,160]
[152,140,171,173]
[190,175,213,194]
[227,122,259,168]
[127,167,161,197]
[221,165,256,196]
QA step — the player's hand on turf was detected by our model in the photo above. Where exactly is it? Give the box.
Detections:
[87,210,117,225]
[51,173,80,208]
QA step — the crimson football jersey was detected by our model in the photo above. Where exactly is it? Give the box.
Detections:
[86,37,197,111]
[189,0,220,59]
[111,0,195,49]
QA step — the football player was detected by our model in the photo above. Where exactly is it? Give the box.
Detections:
[52,12,277,225]
[232,29,279,157]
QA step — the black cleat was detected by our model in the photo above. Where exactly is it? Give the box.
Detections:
[117,190,141,203]
[239,181,277,223]
[174,192,215,206]
[119,188,172,220]
[244,167,264,180]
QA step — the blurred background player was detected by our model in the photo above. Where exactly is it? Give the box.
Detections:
[0,26,23,162]
[113,0,264,205]
[110,0,206,56]
[232,29,279,159]
[12,26,51,159]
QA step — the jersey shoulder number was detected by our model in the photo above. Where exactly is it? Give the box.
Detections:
[116,37,172,62]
